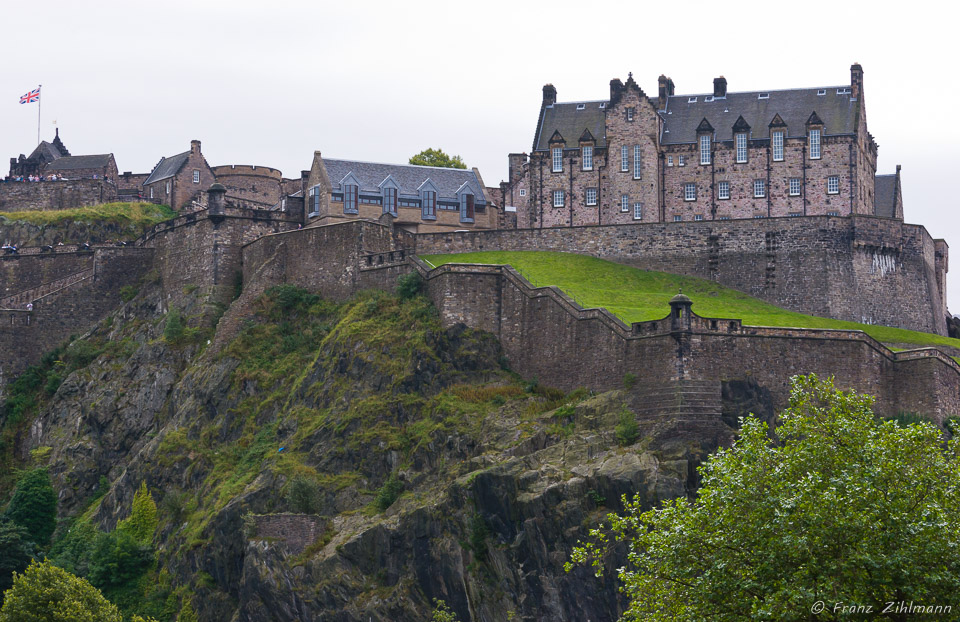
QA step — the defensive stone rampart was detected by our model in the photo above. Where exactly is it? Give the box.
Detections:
[413,257,960,422]
[0,179,118,211]
[414,215,949,336]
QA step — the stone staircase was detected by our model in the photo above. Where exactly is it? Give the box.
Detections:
[0,267,96,309]
[631,379,723,422]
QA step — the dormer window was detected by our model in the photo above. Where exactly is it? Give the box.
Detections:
[699,135,711,165]
[459,193,475,222]
[735,133,748,163]
[809,129,821,160]
[582,146,593,171]
[421,189,436,219]
[383,186,397,216]
[344,183,358,213]
[552,147,562,172]
[772,131,784,161]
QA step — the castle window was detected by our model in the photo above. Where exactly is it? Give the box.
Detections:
[718,216,731,220]
[827,176,840,194]
[344,184,359,213]
[827,211,840,216]
[621,146,629,172]
[149,187,153,199]
[772,131,784,161]
[694,214,703,221]
[789,178,801,196]
[383,187,397,215]
[633,202,643,220]
[699,135,711,165]
[308,186,320,216]
[667,156,674,167]
[735,133,747,163]
[519,189,526,197]
[460,193,475,222]
[627,108,635,121]
[165,181,170,195]
[421,190,436,219]
[582,146,593,171]
[193,170,200,183]
[789,212,803,217]
[585,188,597,206]
[684,183,696,201]
[553,190,565,207]
[809,129,821,159]
[754,180,766,198]
[718,181,730,200]
[552,148,562,172]
[621,195,629,212]
[674,215,682,222]
[678,155,685,167]
[633,145,642,179]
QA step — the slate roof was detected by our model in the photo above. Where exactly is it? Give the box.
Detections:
[27,141,64,163]
[874,174,897,218]
[45,154,113,171]
[322,159,486,202]
[534,102,607,151]
[143,151,190,185]
[661,87,857,144]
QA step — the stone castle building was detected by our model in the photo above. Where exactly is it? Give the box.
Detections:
[304,152,499,233]
[501,64,902,227]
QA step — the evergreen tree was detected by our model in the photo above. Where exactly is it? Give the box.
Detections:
[117,482,157,545]
[3,468,57,547]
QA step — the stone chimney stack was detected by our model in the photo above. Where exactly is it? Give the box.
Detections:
[542,84,557,107]
[714,76,727,98]
[850,63,863,100]
[191,139,201,154]
[610,78,624,101]
[658,75,668,108]
[666,78,675,97]
[208,183,226,216]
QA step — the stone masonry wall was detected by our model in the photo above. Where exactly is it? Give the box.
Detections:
[415,260,960,422]
[252,514,326,556]
[0,179,118,212]
[414,215,948,336]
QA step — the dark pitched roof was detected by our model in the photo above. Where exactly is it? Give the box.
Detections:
[874,174,897,218]
[322,159,486,202]
[45,154,113,171]
[27,141,64,163]
[143,151,190,185]
[660,87,857,144]
[534,101,606,151]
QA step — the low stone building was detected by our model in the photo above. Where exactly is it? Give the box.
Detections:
[44,154,119,182]
[142,140,216,209]
[304,152,498,233]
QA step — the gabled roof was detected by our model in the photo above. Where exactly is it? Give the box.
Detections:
[27,141,64,163]
[534,101,606,151]
[321,159,486,202]
[874,174,898,218]
[660,87,857,144]
[45,154,113,171]
[143,151,190,185]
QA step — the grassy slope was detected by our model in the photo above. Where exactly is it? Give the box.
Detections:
[421,251,960,350]
[0,202,176,229]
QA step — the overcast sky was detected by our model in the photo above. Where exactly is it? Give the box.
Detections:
[4,0,958,314]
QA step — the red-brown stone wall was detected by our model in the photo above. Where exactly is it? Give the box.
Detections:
[601,93,661,226]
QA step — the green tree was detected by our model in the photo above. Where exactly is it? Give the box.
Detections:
[3,468,57,547]
[0,518,35,603]
[569,374,960,621]
[117,482,157,545]
[409,148,467,169]
[0,559,121,622]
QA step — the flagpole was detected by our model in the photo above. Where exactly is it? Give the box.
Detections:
[37,85,42,145]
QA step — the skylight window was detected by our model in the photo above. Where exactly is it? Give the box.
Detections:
[599,103,605,109]
[817,89,827,96]
[576,103,586,110]
[758,93,769,100]
[837,87,851,95]
[704,96,714,102]
[688,97,698,103]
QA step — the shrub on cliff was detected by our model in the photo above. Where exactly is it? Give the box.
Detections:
[3,468,57,547]
[0,559,121,622]
[569,374,960,620]
[0,518,34,604]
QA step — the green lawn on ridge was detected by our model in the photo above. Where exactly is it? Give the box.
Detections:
[0,202,176,229]
[421,251,960,351]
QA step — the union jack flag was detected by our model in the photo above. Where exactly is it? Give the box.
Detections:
[20,87,40,104]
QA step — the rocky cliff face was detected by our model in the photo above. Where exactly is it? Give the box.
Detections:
[5,283,735,621]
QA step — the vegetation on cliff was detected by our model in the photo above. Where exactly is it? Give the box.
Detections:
[422,251,960,350]
[569,374,960,620]
[0,202,176,245]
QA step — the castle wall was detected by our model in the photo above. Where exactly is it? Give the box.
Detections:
[418,261,960,422]
[414,215,948,336]
[0,247,153,395]
[0,179,118,212]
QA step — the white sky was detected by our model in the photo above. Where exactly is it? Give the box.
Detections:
[4,0,958,314]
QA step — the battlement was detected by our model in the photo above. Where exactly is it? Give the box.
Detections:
[211,164,283,180]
